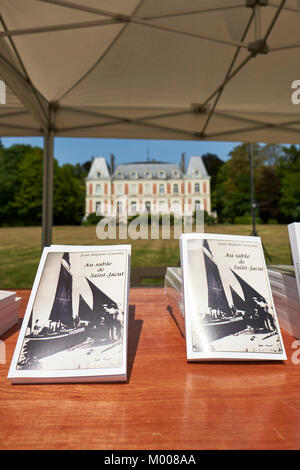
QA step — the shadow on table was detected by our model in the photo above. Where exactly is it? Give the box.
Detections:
[127,304,143,383]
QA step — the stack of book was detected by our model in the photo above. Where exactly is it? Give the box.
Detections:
[0,291,21,337]
[164,267,185,337]
[267,265,300,339]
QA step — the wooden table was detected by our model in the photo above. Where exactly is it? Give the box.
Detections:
[1,288,300,450]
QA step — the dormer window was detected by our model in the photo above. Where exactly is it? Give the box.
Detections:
[130,170,138,179]
[158,170,166,179]
[116,171,124,179]
[193,169,200,177]
[144,170,152,179]
[172,170,180,178]
[96,171,102,178]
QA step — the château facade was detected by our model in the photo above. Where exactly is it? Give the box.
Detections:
[85,154,211,217]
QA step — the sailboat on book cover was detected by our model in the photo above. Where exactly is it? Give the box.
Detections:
[17,252,121,369]
[198,239,278,345]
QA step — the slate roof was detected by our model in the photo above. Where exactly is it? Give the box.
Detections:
[185,156,209,178]
[113,162,182,179]
[86,157,110,179]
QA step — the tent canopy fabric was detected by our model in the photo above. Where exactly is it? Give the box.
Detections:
[0,0,300,144]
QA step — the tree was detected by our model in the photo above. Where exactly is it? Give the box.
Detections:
[53,163,85,225]
[0,143,88,227]
[0,144,38,225]
[277,145,300,222]
[13,147,43,225]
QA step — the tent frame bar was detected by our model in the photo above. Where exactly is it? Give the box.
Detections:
[35,0,249,50]
[42,103,56,248]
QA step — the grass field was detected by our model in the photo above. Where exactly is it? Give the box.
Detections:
[0,224,292,289]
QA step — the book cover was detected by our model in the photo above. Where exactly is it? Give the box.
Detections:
[288,223,300,299]
[8,245,131,383]
[180,233,286,361]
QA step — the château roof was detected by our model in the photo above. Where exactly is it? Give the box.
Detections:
[113,161,182,180]
[185,156,209,178]
[87,156,209,180]
[86,157,110,180]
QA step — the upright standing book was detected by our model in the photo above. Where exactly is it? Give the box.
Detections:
[180,233,286,361]
[8,245,131,383]
[288,222,300,300]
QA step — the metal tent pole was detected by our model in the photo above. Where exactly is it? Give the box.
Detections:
[42,103,56,248]
[248,142,257,237]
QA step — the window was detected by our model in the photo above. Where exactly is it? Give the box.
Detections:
[172,170,180,178]
[172,200,181,214]
[130,183,137,195]
[159,184,165,194]
[194,183,200,193]
[144,170,152,179]
[144,183,151,195]
[158,201,167,212]
[116,183,123,195]
[117,201,122,214]
[145,201,151,212]
[96,184,101,195]
[158,170,165,179]
[193,169,200,177]
[95,201,101,216]
[130,170,138,179]
[116,171,124,179]
[130,201,137,216]
[195,200,202,211]
[173,184,179,194]
[96,171,102,178]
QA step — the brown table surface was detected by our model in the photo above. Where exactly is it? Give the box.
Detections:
[0,288,300,450]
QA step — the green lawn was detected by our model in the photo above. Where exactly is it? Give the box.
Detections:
[0,224,292,289]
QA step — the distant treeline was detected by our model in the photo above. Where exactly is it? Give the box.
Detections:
[0,141,299,227]
[0,141,91,226]
[206,143,300,224]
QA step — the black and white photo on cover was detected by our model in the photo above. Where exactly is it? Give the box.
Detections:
[181,234,286,360]
[15,248,128,373]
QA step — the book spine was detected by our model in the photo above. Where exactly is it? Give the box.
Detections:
[288,222,300,300]
[272,291,300,314]
[267,270,296,288]
[270,279,299,301]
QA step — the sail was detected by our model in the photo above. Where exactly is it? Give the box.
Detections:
[231,269,266,304]
[78,294,97,323]
[230,286,246,312]
[203,239,213,256]
[85,278,118,317]
[203,251,231,315]
[49,253,74,328]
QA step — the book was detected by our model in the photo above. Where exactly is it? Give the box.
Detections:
[288,223,300,299]
[180,233,286,361]
[268,267,296,290]
[0,294,20,337]
[8,245,131,384]
[275,307,300,339]
[270,279,300,302]
[0,290,16,310]
[164,267,185,336]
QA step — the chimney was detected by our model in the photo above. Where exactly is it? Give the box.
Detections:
[180,153,186,174]
[110,154,115,175]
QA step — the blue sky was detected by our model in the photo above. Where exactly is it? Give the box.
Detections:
[1,136,240,166]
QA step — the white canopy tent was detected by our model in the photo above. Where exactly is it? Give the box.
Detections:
[0,0,299,246]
